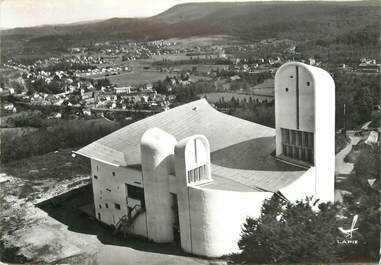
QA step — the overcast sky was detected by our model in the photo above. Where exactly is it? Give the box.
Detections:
[1,0,360,29]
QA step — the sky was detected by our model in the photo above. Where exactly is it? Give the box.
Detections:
[0,0,361,29]
[0,0,256,28]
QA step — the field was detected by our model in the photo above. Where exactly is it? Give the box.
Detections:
[167,35,242,48]
[199,92,273,104]
[249,78,274,96]
[94,70,170,86]
[0,127,39,139]
[151,53,190,61]
[171,64,229,73]
[93,68,211,87]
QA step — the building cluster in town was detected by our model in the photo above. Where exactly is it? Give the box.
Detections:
[1,37,379,118]
[1,64,175,118]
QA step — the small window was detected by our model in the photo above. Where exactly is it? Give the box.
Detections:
[106,188,111,192]
[94,175,98,180]
[115,203,121,210]
[98,213,101,220]
[99,204,102,209]
[105,203,109,208]
[187,165,207,184]
[112,172,115,176]
[285,88,289,92]
[97,165,99,172]
[307,82,310,86]
[290,75,294,78]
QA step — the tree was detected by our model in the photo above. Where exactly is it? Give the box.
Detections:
[339,144,380,262]
[353,87,373,125]
[48,80,64,94]
[234,196,340,264]
[334,72,379,129]
[95,78,110,89]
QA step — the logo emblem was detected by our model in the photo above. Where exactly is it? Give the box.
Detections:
[338,215,358,239]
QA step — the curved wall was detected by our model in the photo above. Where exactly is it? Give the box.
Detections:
[185,186,272,257]
[141,128,177,242]
[312,67,335,202]
[174,134,212,252]
[275,62,335,203]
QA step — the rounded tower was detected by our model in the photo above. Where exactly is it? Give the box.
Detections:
[141,128,177,242]
[275,62,335,202]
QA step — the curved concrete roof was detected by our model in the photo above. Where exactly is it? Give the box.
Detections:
[76,98,306,192]
[77,99,275,166]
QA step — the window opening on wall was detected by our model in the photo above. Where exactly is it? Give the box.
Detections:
[105,203,109,208]
[112,172,115,176]
[127,184,145,209]
[106,188,111,192]
[194,139,198,163]
[171,193,180,242]
[94,175,98,180]
[187,164,207,184]
[114,203,121,210]
[99,204,102,209]
[281,128,314,164]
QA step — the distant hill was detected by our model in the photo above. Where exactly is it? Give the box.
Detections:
[154,1,381,40]
[1,1,380,62]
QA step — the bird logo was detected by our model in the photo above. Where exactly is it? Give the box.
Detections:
[338,215,358,239]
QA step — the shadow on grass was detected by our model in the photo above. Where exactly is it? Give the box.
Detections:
[36,185,189,257]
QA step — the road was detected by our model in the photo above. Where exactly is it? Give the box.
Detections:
[335,132,361,176]
[334,131,362,202]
